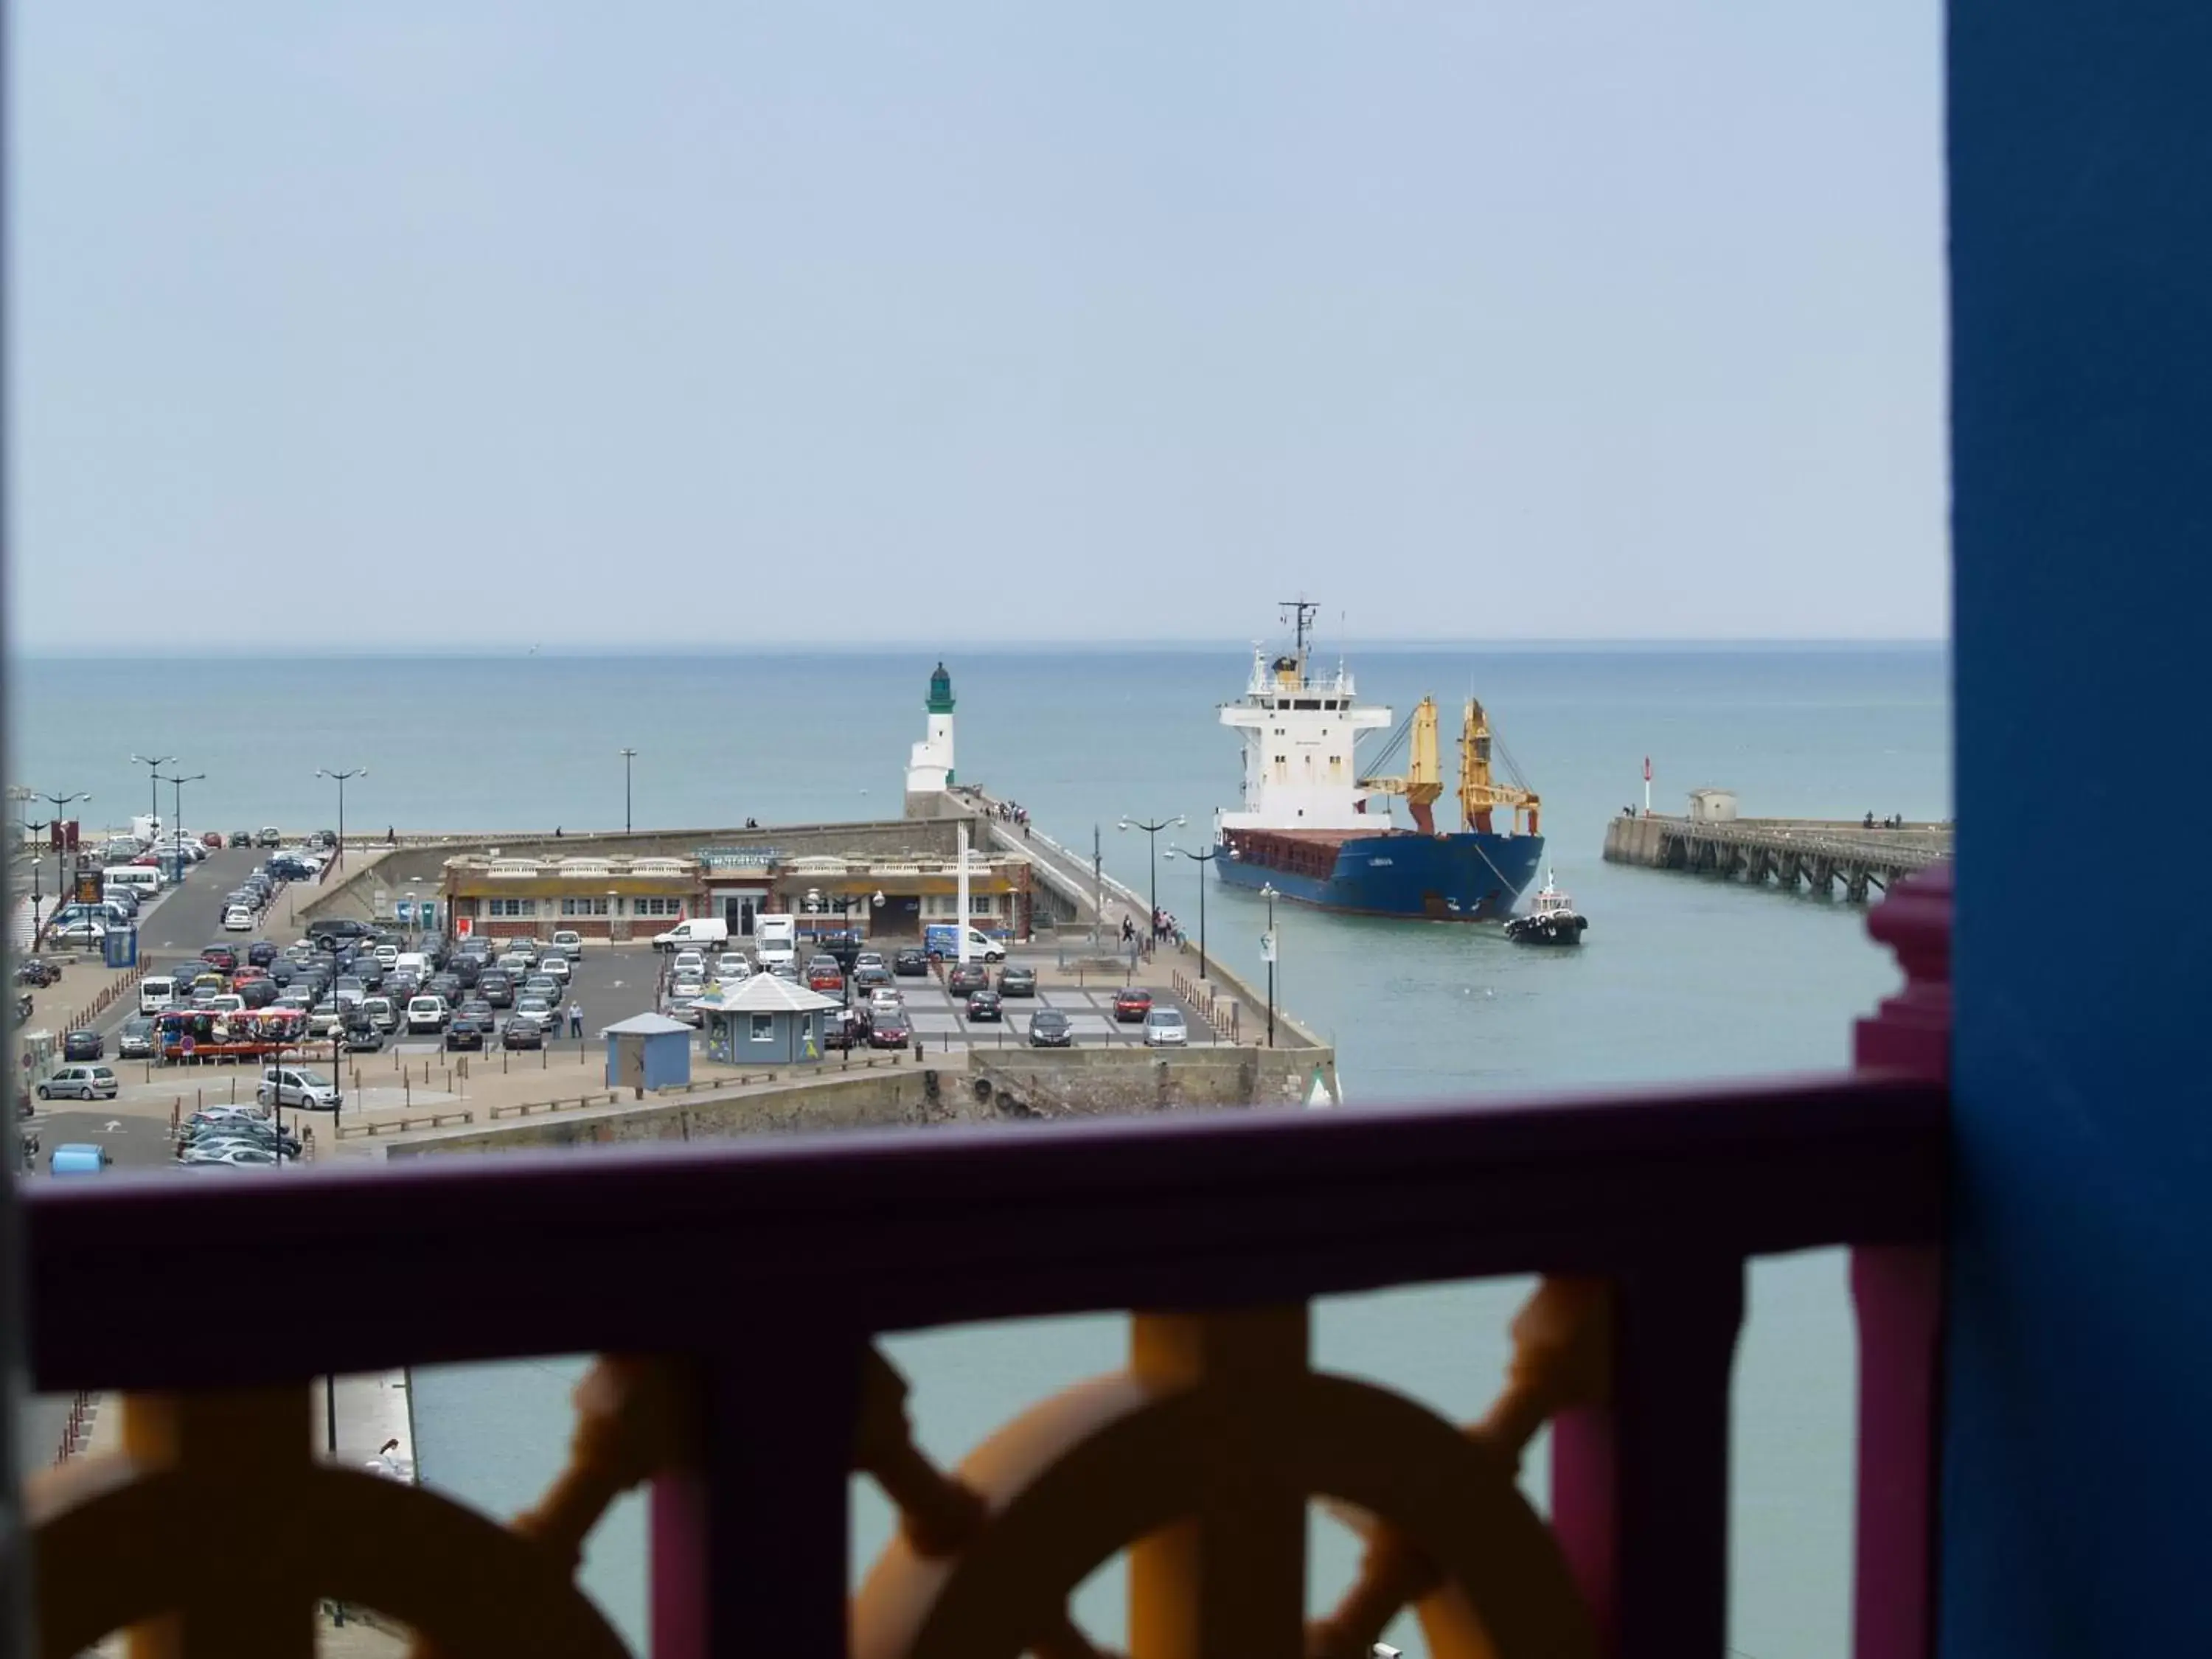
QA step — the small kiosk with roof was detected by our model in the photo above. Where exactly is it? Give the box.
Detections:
[603,1012,693,1097]
[694,976,842,1065]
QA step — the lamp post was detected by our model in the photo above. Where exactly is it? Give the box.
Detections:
[1117,814,1186,948]
[32,790,90,937]
[151,773,201,888]
[316,768,366,872]
[1166,844,1219,981]
[128,754,175,844]
[1259,883,1279,1048]
[619,748,638,834]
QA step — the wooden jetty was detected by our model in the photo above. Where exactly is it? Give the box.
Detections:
[1604,815,1952,902]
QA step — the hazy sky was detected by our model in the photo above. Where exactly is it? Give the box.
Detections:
[13,2,1945,647]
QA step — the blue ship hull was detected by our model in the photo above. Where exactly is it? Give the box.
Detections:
[1216,830,1545,921]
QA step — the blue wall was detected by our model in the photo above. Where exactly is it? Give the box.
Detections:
[1949,2,2212,1652]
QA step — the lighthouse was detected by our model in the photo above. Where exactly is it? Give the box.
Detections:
[903,661,958,816]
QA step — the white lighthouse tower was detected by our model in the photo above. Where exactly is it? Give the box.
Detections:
[904,661,958,816]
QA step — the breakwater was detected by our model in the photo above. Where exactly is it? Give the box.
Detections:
[1604,815,1952,902]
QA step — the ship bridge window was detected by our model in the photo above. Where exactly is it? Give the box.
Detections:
[1295,699,1320,709]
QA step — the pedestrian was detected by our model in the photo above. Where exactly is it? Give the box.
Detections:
[568,1000,583,1039]
[387,826,396,845]
[1121,914,1135,947]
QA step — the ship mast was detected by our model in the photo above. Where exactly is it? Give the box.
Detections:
[1279,597,1319,666]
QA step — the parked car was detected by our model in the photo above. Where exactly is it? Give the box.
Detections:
[714,952,752,982]
[852,964,894,992]
[966,989,1004,1022]
[179,1144,282,1168]
[48,917,107,947]
[821,1009,865,1051]
[515,995,560,1034]
[116,1015,156,1060]
[947,961,990,995]
[549,930,584,959]
[38,1065,119,1102]
[815,931,865,973]
[1113,987,1155,1023]
[199,945,240,973]
[201,831,225,849]
[539,954,571,987]
[246,939,279,967]
[501,1015,544,1051]
[258,1065,341,1111]
[229,830,253,847]
[62,1029,104,1062]
[1143,1008,1189,1048]
[893,948,929,978]
[445,1015,489,1052]
[342,1022,386,1053]
[1027,1008,1074,1048]
[50,1142,112,1174]
[868,1012,914,1051]
[405,996,448,1034]
[478,972,515,1008]
[998,965,1038,997]
[806,960,846,995]
[237,978,282,1009]
[222,904,254,931]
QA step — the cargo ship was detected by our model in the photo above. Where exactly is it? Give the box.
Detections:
[1214,602,1545,921]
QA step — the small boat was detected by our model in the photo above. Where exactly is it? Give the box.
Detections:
[1504,871,1587,946]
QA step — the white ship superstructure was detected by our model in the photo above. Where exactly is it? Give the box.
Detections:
[1216,627,1391,836]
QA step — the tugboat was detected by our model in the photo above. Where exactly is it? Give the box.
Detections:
[1214,601,1545,920]
[1504,870,1587,946]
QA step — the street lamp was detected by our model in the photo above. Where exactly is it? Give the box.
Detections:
[1259,883,1280,1048]
[316,768,366,872]
[129,754,175,844]
[32,790,90,936]
[1117,814,1186,948]
[619,748,638,834]
[152,773,201,887]
[1166,843,1220,980]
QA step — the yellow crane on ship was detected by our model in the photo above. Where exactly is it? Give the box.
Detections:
[1360,696,1542,836]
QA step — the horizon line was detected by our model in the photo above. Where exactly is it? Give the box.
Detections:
[13,635,1950,664]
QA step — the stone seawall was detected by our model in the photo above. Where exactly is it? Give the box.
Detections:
[970,1045,1336,1116]
[383,1065,989,1156]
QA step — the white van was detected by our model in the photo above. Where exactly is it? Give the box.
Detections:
[394,952,430,981]
[653,917,731,951]
[405,996,448,1034]
[104,865,162,897]
[751,914,796,971]
[139,975,178,1015]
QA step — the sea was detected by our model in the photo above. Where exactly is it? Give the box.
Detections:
[15,642,1950,1659]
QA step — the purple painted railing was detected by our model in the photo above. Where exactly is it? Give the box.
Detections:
[18,866,1950,1658]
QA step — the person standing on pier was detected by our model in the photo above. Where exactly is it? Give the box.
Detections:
[568,1000,583,1040]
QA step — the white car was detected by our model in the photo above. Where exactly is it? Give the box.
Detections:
[714,952,751,981]
[868,987,905,1016]
[372,945,400,970]
[1142,1008,1189,1048]
[549,930,584,959]
[405,996,448,1034]
[670,976,706,1004]
[672,950,706,980]
[180,1143,283,1168]
[539,954,571,986]
[222,904,254,931]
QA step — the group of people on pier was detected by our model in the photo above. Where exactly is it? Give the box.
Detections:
[1863,813,1909,830]
[1121,907,1183,955]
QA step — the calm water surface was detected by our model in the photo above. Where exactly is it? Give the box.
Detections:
[17,643,1947,1658]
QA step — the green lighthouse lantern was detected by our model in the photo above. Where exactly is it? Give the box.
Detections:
[927,663,956,714]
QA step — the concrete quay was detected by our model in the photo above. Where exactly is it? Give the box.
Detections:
[1604,813,1953,902]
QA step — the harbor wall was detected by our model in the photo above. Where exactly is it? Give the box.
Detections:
[383,1065,982,1156]
[1604,815,1669,867]
[970,1045,1335,1116]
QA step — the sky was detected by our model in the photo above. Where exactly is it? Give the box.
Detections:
[11,1,1947,647]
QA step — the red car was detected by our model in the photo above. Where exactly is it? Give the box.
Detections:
[198,945,240,973]
[1113,987,1155,1023]
[201,831,224,849]
[806,962,845,995]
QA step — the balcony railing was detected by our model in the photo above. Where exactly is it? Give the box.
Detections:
[18,866,1950,1659]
